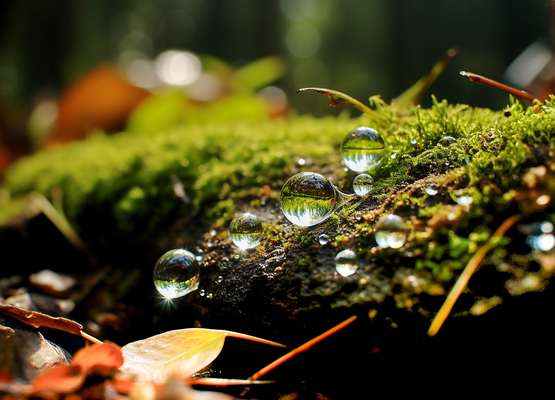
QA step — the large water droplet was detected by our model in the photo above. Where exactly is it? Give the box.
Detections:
[341,127,385,172]
[280,172,337,226]
[318,234,329,245]
[353,174,373,196]
[335,249,358,276]
[375,214,407,249]
[229,213,263,249]
[153,249,200,299]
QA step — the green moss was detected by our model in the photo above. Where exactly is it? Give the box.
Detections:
[3,96,555,241]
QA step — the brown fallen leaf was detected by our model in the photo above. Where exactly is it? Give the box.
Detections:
[120,328,285,383]
[0,304,102,344]
[31,364,85,394]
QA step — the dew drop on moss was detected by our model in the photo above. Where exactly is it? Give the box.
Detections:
[153,249,200,299]
[335,249,358,276]
[353,173,373,196]
[280,172,337,226]
[375,214,407,249]
[341,127,385,172]
[318,234,329,245]
[229,213,263,249]
[425,184,439,196]
[438,136,457,147]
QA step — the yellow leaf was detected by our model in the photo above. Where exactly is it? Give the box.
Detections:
[120,328,284,383]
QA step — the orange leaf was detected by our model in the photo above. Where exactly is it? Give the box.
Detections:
[31,364,85,394]
[73,342,123,374]
[0,305,83,335]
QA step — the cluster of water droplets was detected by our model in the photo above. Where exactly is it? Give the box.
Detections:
[524,221,555,252]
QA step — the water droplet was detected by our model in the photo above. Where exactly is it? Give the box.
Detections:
[456,195,473,207]
[153,249,200,299]
[200,289,206,296]
[341,127,385,172]
[280,172,337,226]
[210,229,217,237]
[390,151,398,160]
[206,292,214,299]
[410,138,417,145]
[297,158,306,166]
[216,275,223,283]
[353,174,373,196]
[438,136,457,147]
[229,213,263,249]
[335,249,358,276]
[375,215,407,249]
[425,184,439,196]
[318,234,329,245]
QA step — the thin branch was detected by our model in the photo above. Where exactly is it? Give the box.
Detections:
[249,315,357,381]
[460,71,538,102]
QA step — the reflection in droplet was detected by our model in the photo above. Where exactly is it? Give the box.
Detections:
[335,249,358,276]
[153,249,200,299]
[229,213,263,250]
[438,136,457,147]
[425,184,438,196]
[341,127,385,172]
[375,214,407,249]
[353,174,373,196]
[280,171,354,226]
[318,234,329,245]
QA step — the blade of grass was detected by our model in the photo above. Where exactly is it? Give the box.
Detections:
[394,48,459,107]
[249,315,357,381]
[428,214,523,336]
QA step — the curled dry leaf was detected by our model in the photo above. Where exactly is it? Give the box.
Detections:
[120,328,284,383]
[0,304,83,335]
[30,342,123,394]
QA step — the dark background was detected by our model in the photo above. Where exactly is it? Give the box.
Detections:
[0,0,550,116]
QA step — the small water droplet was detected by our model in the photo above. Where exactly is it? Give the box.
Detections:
[341,127,385,172]
[335,249,358,276]
[297,158,306,166]
[233,254,240,260]
[390,151,398,160]
[153,249,200,299]
[229,213,263,249]
[375,215,407,249]
[456,195,473,207]
[210,229,217,237]
[200,289,206,296]
[353,174,373,196]
[410,138,417,145]
[425,184,439,196]
[438,136,457,147]
[206,292,214,299]
[216,275,223,283]
[318,234,329,245]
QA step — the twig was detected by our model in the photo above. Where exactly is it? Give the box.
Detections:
[460,71,538,102]
[80,330,103,344]
[249,315,357,380]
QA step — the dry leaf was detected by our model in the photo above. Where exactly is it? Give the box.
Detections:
[0,304,83,335]
[31,364,85,394]
[120,328,284,383]
[73,342,123,375]
[30,343,123,394]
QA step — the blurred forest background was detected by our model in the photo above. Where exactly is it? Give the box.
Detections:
[0,0,552,168]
